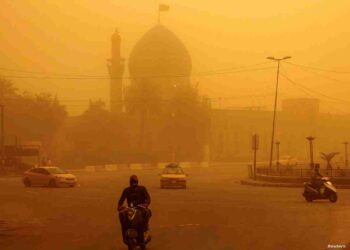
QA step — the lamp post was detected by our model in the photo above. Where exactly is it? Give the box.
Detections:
[0,105,4,169]
[343,142,348,168]
[267,56,291,168]
[276,141,280,169]
[171,112,175,162]
[306,136,315,169]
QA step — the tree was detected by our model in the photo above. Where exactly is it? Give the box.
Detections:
[320,152,339,170]
[67,100,129,166]
[158,84,210,161]
[0,77,67,165]
[125,79,162,150]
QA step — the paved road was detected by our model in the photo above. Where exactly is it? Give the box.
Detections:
[0,165,349,250]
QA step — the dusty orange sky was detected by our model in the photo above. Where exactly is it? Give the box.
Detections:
[1,0,350,115]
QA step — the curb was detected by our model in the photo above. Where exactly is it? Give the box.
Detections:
[68,162,211,173]
[240,179,350,189]
[240,179,303,188]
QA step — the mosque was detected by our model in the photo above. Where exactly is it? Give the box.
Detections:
[107,24,209,162]
[107,24,192,114]
[106,24,350,165]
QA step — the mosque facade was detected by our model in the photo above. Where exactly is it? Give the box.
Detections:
[107,25,350,165]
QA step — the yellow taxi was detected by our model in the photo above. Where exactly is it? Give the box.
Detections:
[160,163,187,189]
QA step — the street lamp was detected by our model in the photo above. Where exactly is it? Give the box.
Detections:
[306,136,315,169]
[0,105,4,169]
[343,142,348,168]
[171,112,176,162]
[276,141,280,169]
[267,56,292,168]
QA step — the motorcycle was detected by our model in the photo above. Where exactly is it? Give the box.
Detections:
[119,204,151,250]
[303,177,338,203]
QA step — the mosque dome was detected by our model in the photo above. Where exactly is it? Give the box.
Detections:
[128,25,192,78]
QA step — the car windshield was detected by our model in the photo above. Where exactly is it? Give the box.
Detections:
[163,168,184,174]
[45,167,66,174]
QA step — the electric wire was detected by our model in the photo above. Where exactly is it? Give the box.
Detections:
[0,62,274,80]
[284,62,350,85]
[280,72,350,105]
[285,62,350,74]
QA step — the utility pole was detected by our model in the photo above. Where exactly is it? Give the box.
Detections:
[306,136,315,169]
[276,141,280,169]
[252,134,259,180]
[0,79,4,169]
[171,112,176,162]
[0,105,4,169]
[266,56,291,168]
[343,142,348,168]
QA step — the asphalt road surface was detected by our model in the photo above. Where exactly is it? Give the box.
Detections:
[0,164,349,250]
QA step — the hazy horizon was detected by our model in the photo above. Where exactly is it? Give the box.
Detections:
[1,0,350,115]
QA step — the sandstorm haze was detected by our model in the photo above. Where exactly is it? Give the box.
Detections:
[1,0,350,115]
[2,2,350,249]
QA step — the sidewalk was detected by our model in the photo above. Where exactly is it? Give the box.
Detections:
[241,179,350,189]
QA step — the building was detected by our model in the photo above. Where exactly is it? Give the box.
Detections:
[107,29,125,113]
[210,98,350,165]
[106,24,208,162]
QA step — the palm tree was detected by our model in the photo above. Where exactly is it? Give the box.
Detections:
[320,152,339,170]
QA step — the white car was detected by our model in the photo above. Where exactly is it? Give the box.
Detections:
[160,164,187,189]
[23,167,78,188]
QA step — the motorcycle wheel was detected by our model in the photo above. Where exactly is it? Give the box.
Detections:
[127,243,137,250]
[329,193,338,203]
[304,193,313,202]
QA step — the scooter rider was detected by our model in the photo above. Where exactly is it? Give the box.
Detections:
[118,175,151,240]
[311,163,323,193]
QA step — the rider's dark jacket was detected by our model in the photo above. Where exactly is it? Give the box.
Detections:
[311,169,322,189]
[118,185,151,208]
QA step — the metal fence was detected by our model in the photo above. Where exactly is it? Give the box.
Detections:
[256,167,350,178]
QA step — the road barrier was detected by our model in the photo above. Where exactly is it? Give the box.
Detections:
[79,162,211,173]
[256,167,350,178]
[248,165,350,185]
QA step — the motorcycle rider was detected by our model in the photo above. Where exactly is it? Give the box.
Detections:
[311,163,323,194]
[118,175,151,242]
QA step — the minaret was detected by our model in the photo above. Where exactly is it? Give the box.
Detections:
[107,29,125,113]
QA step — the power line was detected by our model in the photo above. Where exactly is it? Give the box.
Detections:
[59,93,277,103]
[0,65,274,80]
[0,67,105,78]
[285,62,350,74]
[0,62,273,77]
[285,64,350,85]
[280,72,349,114]
[280,72,350,105]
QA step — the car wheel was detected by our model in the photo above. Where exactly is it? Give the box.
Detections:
[23,178,31,187]
[48,179,57,188]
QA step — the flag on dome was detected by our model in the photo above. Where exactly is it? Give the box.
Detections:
[159,4,170,11]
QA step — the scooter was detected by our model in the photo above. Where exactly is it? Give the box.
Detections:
[303,177,338,203]
[119,204,151,250]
